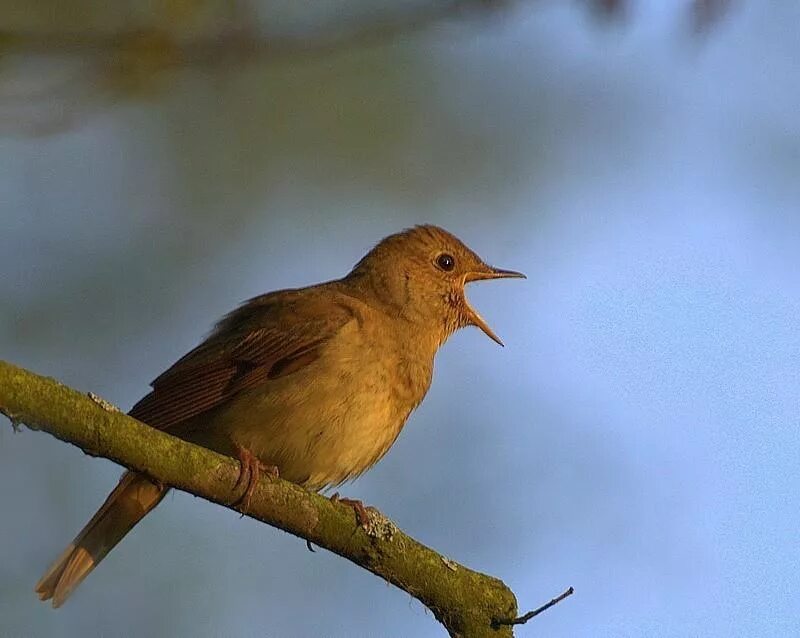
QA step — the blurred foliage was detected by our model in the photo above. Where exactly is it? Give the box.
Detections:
[0,1,735,133]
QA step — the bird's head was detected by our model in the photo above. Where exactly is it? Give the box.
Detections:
[348,225,524,347]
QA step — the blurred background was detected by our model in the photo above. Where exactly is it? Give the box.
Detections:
[2,1,799,636]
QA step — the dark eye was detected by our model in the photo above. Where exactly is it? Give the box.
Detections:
[436,253,456,272]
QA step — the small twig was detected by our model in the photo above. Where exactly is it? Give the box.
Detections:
[493,586,574,627]
[0,406,21,432]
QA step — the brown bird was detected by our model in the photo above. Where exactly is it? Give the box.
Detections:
[35,224,523,607]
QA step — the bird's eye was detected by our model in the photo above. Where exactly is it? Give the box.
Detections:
[436,253,456,272]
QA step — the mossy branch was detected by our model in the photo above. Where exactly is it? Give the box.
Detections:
[0,359,548,636]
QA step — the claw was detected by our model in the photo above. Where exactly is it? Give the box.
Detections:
[330,492,371,529]
[231,446,278,513]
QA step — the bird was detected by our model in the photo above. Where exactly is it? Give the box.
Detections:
[35,224,524,607]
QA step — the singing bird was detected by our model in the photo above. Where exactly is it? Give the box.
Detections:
[36,225,524,607]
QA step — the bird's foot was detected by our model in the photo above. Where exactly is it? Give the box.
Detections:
[232,445,279,513]
[330,492,370,529]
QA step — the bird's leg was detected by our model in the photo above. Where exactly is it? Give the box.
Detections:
[231,446,252,497]
[330,492,370,529]
[232,445,279,513]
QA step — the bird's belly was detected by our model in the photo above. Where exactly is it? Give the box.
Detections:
[204,354,411,491]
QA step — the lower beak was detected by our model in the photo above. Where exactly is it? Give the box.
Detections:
[463,266,525,346]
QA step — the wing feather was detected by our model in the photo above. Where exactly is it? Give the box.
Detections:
[128,289,354,431]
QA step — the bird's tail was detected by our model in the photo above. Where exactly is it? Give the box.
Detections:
[35,471,167,607]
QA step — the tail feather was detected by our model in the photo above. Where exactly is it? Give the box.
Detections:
[35,471,167,607]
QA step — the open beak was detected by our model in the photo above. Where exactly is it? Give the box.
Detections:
[463,266,526,346]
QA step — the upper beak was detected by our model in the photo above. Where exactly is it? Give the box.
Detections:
[463,266,526,346]
[464,267,526,283]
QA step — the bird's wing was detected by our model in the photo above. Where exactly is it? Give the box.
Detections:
[128,289,356,431]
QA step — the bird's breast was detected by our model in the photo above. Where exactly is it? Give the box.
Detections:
[213,319,433,490]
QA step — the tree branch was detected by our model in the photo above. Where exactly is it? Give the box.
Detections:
[0,359,539,637]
